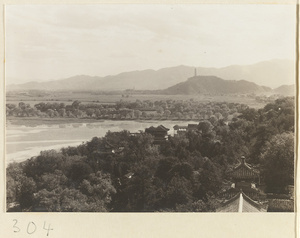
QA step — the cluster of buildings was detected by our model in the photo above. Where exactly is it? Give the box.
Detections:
[144,123,199,144]
[143,124,294,212]
[94,123,294,213]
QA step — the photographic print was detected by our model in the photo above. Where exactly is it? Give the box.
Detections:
[5,4,296,213]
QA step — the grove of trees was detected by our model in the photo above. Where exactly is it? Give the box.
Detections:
[6,99,248,121]
[6,97,295,212]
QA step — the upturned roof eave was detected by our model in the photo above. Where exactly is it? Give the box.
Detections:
[228,162,260,175]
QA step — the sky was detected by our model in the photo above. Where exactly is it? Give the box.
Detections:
[5,4,296,84]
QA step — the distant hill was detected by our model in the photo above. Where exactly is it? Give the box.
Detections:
[162,76,272,95]
[196,59,295,89]
[273,84,295,96]
[7,59,294,91]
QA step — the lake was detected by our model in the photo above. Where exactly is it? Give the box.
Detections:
[6,120,198,164]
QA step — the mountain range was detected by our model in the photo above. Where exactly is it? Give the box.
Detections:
[7,59,295,93]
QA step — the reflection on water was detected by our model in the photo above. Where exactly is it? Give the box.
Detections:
[72,124,81,128]
[6,120,198,163]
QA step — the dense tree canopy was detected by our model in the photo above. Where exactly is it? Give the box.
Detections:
[260,132,294,193]
[7,97,294,212]
[6,99,249,121]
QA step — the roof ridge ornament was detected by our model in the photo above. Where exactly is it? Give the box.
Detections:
[238,192,243,213]
[241,156,246,164]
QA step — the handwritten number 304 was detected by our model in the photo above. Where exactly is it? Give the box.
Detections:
[12,220,53,236]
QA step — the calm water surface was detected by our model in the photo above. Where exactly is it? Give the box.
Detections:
[6,120,197,163]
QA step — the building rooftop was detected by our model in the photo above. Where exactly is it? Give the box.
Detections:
[145,125,170,132]
[173,125,188,129]
[228,156,259,180]
[267,199,294,212]
[216,192,266,212]
[187,124,198,129]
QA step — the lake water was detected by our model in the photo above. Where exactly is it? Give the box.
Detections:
[6,120,198,164]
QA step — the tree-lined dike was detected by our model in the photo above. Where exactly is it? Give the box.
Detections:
[6,99,255,122]
[6,97,295,212]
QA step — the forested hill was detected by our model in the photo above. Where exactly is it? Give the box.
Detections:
[273,84,295,96]
[162,76,271,95]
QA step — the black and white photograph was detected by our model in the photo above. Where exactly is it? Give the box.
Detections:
[5,4,296,214]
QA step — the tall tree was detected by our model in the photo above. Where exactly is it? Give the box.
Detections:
[260,132,294,193]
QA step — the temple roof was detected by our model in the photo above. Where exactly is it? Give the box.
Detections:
[216,192,266,212]
[219,186,260,196]
[267,199,294,212]
[145,125,170,132]
[173,125,187,129]
[187,124,198,129]
[228,156,259,180]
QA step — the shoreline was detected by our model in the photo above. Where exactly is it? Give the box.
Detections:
[6,117,103,126]
[6,116,200,126]
[6,118,200,164]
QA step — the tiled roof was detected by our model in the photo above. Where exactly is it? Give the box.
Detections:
[145,125,169,132]
[267,199,294,212]
[230,161,259,174]
[216,192,266,212]
[173,125,188,129]
[228,157,259,180]
[158,125,170,131]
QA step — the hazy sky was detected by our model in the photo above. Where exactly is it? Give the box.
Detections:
[5,4,296,84]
